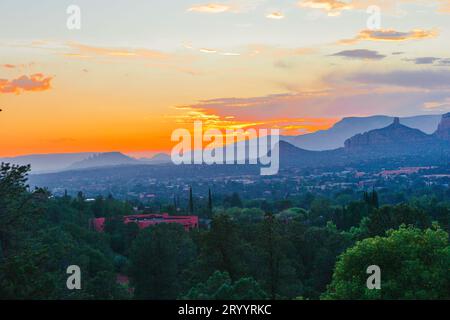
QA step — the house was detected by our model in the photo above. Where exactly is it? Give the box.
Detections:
[91,213,199,232]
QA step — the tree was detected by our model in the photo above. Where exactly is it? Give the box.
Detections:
[182,271,268,300]
[323,226,450,300]
[363,189,379,209]
[208,188,213,218]
[129,223,196,299]
[255,213,303,299]
[364,204,430,237]
[224,192,243,208]
[0,163,33,256]
[189,186,194,214]
[197,214,244,279]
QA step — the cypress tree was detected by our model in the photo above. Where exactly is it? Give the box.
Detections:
[208,188,213,218]
[189,186,194,214]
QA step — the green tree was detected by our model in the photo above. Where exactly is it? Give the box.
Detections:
[208,188,213,218]
[182,271,268,300]
[189,186,194,214]
[129,223,196,299]
[323,226,450,300]
[197,214,244,279]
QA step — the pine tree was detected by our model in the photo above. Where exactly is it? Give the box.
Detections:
[371,188,379,209]
[189,186,194,215]
[208,188,213,218]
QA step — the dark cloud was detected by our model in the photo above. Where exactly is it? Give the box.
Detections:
[331,49,386,60]
[344,70,450,89]
[402,56,450,66]
[405,57,440,65]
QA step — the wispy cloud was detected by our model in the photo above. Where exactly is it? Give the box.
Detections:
[339,29,438,44]
[299,0,450,16]
[1,62,36,69]
[0,73,53,94]
[188,3,232,13]
[66,42,168,60]
[266,11,285,19]
[298,0,352,16]
[173,103,337,134]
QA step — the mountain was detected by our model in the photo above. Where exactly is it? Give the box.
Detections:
[0,152,95,173]
[140,153,171,164]
[279,116,450,168]
[435,112,450,141]
[68,152,139,170]
[28,116,450,194]
[344,117,435,152]
[4,114,449,175]
[282,115,441,151]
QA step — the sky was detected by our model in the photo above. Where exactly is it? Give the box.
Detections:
[1,0,450,157]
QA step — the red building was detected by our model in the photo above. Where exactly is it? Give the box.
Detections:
[91,213,199,232]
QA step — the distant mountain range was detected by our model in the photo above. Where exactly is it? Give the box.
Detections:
[1,113,448,174]
[68,152,140,170]
[0,151,171,173]
[27,114,450,192]
[0,152,96,173]
[281,115,442,151]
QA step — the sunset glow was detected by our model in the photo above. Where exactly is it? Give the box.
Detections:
[1,0,449,157]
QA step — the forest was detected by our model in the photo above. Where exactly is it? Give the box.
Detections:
[0,163,449,300]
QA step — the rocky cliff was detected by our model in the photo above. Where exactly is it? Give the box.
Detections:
[435,113,450,141]
[344,118,433,150]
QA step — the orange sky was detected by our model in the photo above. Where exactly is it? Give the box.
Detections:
[1,1,449,157]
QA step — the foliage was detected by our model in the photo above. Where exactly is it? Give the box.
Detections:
[323,226,450,300]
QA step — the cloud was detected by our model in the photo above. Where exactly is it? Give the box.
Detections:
[246,44,316,58]
[437,59,450,66]
[199,48,218,53]
[439,1,450,13]
[174,88,450,125]
[404,57,440,65]
[266,11,285,19]
[402,57,450,66]
[342,70,450,89]
[174,67,450,124]
[66,42,168,60]
[0,73,53,94]
[188,3,232,13]
[298,0,352,16]
[339,29,438,44]
[173,103,338,134]
[299,0,450,16]
[423,98,450,111]
[331,49,386,60]
[274,60,295,69]
[1,62,35,69]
